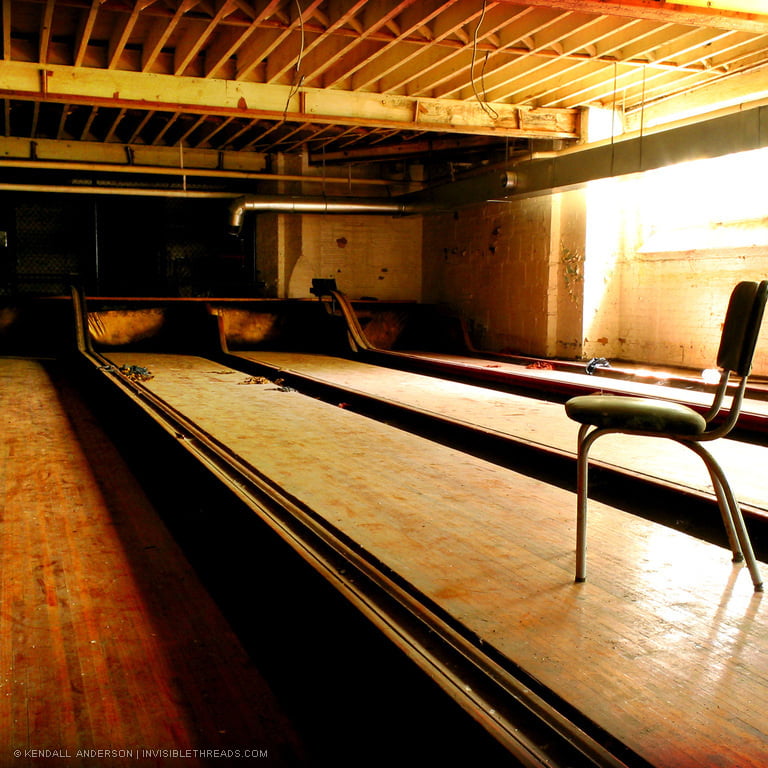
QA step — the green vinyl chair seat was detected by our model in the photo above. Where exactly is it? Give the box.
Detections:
[565,395,707,436]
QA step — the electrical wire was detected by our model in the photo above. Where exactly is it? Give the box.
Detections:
[639,64,646,171]
[470,0,499,120]
[284,0,306,119]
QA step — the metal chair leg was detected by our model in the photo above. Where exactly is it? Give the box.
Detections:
[688,442,763,592]
[709,473,743,562]
[575,424,601,583]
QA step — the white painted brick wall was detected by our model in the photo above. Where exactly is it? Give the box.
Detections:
[287,214,422,300]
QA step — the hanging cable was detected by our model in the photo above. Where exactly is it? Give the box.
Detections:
[610,60,618,176]
[284,0,306,119]
[179,141,187,193]
[481,51,493,105]
[639,64,647,172]
[470,0,499,120]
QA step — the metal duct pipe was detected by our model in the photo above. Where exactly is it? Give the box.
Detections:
[0,183,240,199]
[228,194,428,234]
[506,103,768,199]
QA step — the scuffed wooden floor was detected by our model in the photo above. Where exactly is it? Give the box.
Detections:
[0,358,307,767]
[100,351,768,768]
[230,350,768,513]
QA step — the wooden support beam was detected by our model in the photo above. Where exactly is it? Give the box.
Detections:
[0,61,581,139]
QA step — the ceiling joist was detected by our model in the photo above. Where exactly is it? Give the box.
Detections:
[0,0,767,168]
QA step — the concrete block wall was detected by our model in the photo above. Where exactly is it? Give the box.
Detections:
[550,189,587,359]
[287,214,422,300]
[253,153,768,377]
[422,197,555,356]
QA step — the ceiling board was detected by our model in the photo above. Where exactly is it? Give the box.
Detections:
[0,0,766,183]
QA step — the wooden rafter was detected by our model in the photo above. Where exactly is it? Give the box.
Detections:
[203,0,284,78]
[142,0,199,72]
[498,0,768,34]
[440,13,619,101]
[108,0,155,70]
[328,1,456,88]
[104,107,126,141]
[380,3,548,96]
[151,110,181,143]
[220,116,260,148]
[240,120,285,151]
[2,0,10,61]
[73,0,100,67]
[0,61,579,139]
[56,103,69,138]
[80,105,98,139]
[195,114,236,146]
[174,0,236,75]
[287,0,418,88]
[235,0,326,81]
[477,16,648,103]
[39,0,55,65]
[30,100,40,137]
[264,0,370,85]
[127,109,155,143]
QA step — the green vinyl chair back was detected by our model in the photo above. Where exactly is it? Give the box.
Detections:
[564,280,768,592]
[718,280,768,377]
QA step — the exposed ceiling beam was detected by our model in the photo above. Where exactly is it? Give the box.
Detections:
[499,0,768,34]
[73,0,100,68]
[624,62,768,129]
[1,61,580,139]
[203,0,284,78]
[308,134,507,163]
[142,0,199,73]
[2,0,10,62]
[39,0,55,65]
[0,136,404,191]
[108,0,157,70]
[174,0,236,75]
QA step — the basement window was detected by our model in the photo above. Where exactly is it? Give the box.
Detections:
[636,146,768,256]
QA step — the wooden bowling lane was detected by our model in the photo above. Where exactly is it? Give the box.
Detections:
[0,357,307,767]
[96,351,768,768]
[225,350,768,516]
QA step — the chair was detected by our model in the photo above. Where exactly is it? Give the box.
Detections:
[565,280,768,592]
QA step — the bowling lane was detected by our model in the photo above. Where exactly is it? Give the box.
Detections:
[95,350,768,768]
[226,350,768,515]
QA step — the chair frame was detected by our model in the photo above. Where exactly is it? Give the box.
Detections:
[571,280,768,592]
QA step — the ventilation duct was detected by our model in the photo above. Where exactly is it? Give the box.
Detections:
[229,104,768,233]
[228,195,424,234]
[501,103,768,199]
[227,170,518,233]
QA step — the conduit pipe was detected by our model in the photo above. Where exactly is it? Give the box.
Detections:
[227,194,431,234]
[0,157,396,186]
[0,183,240,199]
[227,169,519,233]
